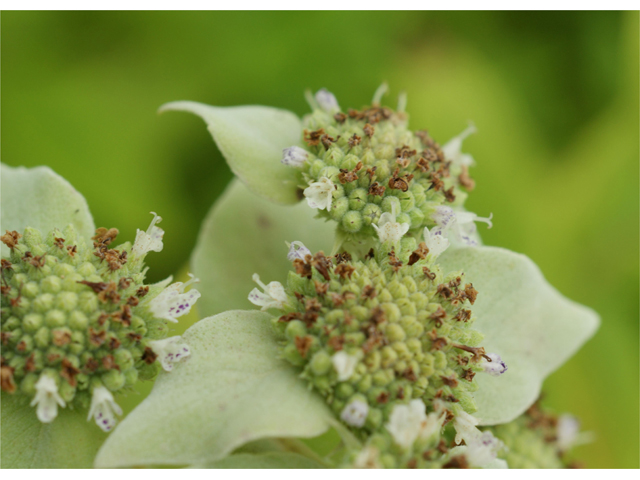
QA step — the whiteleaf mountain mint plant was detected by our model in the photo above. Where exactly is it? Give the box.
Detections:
[0,165,198,468]
[89,86,599,469]
[2,86,599,469]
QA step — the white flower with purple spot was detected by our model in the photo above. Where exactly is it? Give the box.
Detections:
[148,336,191,372]
[442,123,477,167]
[132,212,164,257]
[281,146,309,168]
[148,274,201,323]
[423,226,450,258]
[465,431,504,467]
[340,399,369,427]
[248,274,288,311]
[88,386,122,432]
[432,206,492,246]
[315,88,340,113]
[303,177,335,212]
[481,353,508,377]
[331,351,359,381]
[286,241,311,262]
[372,205,409,244]
[30,375,65,423]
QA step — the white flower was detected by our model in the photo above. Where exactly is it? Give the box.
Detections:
[453,410,504,467]
[423,226,450,258]
[30,375,65,423]
[353,446,382,469]
[286,240,311,261]
[148,274,201,323]
[453,410,481,445]
[147,336,191,372]
[303,177,335,211]
[88,386,122,432]
[431,206,493,246]
[372,205,410,244]
[556,415,581,451]
[332,351,359,381]
[481,353,508,377]
[248,273,288,311]
[131,212,164,257]
[442,123,477,167]
[281,146,309,167]
[386,399,442,449]
[315,88,340,113]
[465,431,504,467]
[340,399,369,427]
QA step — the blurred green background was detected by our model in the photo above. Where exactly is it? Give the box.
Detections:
[2,11,638,468]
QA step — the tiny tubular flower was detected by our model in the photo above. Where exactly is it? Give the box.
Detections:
[340,399,369,427]
[248,274,288,311]
[30,375,65,423]
[556,414,583,451]
[465,431,504,467]
[331,351,359,381]
[353,446,382,469]
[148,274,201,323]
[131,212,164,257]
[147,336,191,372]
[286,241,311,262]
[303,177,335,212]
[442,123,477,167]
[423,226,450,258]
[431,206,493,247]
[481,353,508,377]
[372,205,410,244]
[386,399,429,449]
[281,146,309,167]
[315,88,340,113]
[88,386,123,432]
[453,410,481,445]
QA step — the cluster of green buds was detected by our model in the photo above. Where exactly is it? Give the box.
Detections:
[1,213,199,431]
[245,87,514,468]
[280,85,491,244]
[487,402,589,468]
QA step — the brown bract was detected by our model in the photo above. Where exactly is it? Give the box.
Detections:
[1,230,22,250]
[408,242,430,266]
[294,336,313,358]
[368,182,385,197]
[1,364,16,393]
[60,358,80,386]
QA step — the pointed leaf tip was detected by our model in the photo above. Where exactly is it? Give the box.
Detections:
[1,164,95,256]
[159,101,304,204]
[439,246,599,425]
[94,310,333,468]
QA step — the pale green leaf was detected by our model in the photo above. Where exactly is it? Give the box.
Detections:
[1,164,95,257]
[160,102,303,204]
[439,246,600,425]
[201,452,324,469]
[191,179,335,318]
[1,393,107,468]
[94,310,334,468]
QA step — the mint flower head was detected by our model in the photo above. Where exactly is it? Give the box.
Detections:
[1,165,198,441]
[93,87,600,469]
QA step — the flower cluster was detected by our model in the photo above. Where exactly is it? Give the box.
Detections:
[250,232,506,467]
[1,213,198,431]
[281,85,488,244]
